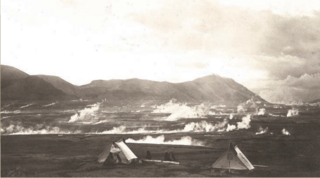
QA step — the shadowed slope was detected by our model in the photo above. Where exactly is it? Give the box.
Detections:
[36,75,79,97]
[1,76,69,100]
[1,65,29,89]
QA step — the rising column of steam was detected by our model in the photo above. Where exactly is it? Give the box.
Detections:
[287,108,299,117]
[68,103,101,123]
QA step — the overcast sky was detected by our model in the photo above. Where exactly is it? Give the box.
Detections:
[2,0,320,98]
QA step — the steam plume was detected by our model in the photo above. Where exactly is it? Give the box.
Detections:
[224,114,252,131]
[91,126,176,134]
[226,124,236,131]
[237,104,245,114]
[20,103,34,109]
[126,135,205,146]
[68,103,100,123]
[287,108,299,117]
[183,120,228,132]
[237,115,251,129]
[43,102,57,107]
[282,128,291,135]
[152,99,211,121]
[92,120,108,125]
[257,108,266,116]
[269,113,284,117]
[94,115,252,134]
[1,110,21,114]
[255,126,268,135]
[1,123,72,135]
[2,103,14,109]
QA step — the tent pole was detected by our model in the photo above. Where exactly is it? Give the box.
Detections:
[229,161,230,173]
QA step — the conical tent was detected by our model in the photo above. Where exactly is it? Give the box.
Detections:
[212,143,254,170]
[97,143,122,163]
[115,139,138,163]
[97,139,138,165]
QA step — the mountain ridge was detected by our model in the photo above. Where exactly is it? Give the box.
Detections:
[1,65,264,102]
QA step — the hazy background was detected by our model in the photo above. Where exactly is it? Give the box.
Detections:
[2,0,320,103]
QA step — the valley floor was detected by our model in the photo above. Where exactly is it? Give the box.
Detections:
[2,130,320,177]
[1,100,320,177]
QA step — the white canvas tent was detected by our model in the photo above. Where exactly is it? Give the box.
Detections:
[97,143,121,163]
[212,143,254,171]
[97,139,138,165]
[115,139,138,162]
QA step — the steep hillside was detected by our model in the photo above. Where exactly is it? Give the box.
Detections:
[1,76,69,100]
[174,75,254,101]
[1,65,29,89]
[36,75,79,97]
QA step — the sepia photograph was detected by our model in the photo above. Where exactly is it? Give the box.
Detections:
[1,0,320,177]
